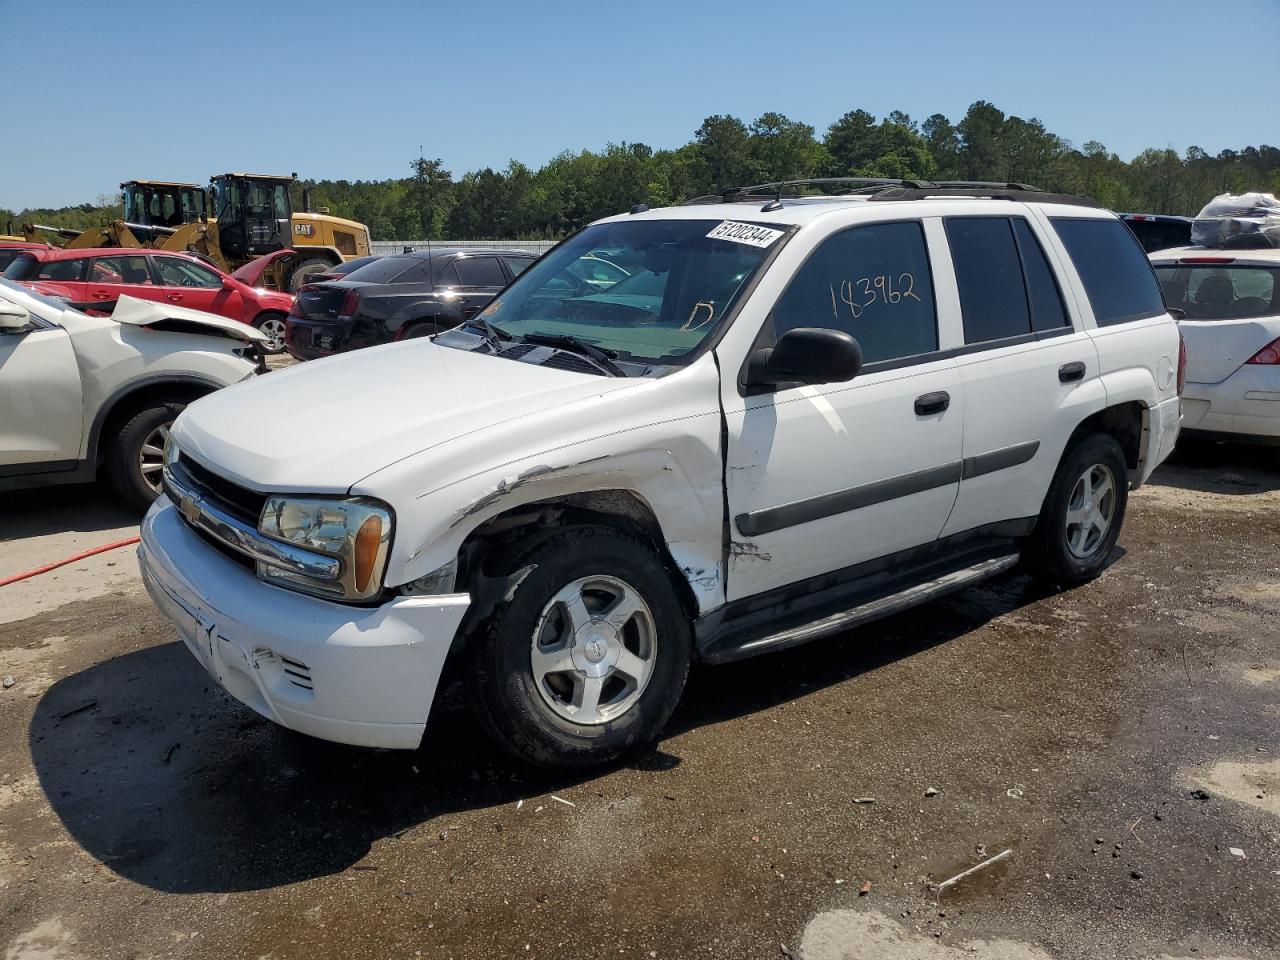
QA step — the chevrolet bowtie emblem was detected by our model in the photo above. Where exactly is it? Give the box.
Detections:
[179,494,201,524]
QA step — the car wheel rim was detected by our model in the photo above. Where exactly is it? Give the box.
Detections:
[530,574,657,726]
[258,317,285,351]
[1064,462,1116,559]
[138,422,171,494]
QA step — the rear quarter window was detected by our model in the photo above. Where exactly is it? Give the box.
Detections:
[2,252,39,280]
[1051,218,1166,326]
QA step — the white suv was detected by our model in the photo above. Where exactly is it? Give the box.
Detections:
[0,282,263,510]
[139,181,1182,768]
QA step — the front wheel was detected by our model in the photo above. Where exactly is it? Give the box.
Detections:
[252,312,287,354]
[106,402,184,512]
[464,526,692,769]
[1023,432,1128,585]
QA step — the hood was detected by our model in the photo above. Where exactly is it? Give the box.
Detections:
[232,249,296,287]
[113,295,267,343]
[172,341,640,493]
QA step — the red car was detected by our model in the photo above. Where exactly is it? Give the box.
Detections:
[2,246,295,352]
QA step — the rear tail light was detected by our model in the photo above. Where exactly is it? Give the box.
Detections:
[340,290,359,316]
[1245,336,1280,366]
[1177,332,1188,394]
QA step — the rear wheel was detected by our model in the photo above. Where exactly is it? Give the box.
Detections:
[107,402,184,512]
[1023,432,1128,585]
[289,257,331,293]
[252,311,287,354]
[464,525,692,769]
[401,322,440,340]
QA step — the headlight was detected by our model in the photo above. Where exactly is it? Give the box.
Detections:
[258,496,393,601]
[163,431,180,468]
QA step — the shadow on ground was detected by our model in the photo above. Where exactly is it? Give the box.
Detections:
[1150,439,1280,495]
[29,571,1055,894]
[0,482,141,540]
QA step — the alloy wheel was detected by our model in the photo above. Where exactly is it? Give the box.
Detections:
[138,422,171,494]
[530,575,657,725]
[1064,462,1116,559]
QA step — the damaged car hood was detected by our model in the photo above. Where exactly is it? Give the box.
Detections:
[113,295,267,343]
[172,341,640,493]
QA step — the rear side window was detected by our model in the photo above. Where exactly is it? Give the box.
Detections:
[771,220,937,364]
[1012,219,1069,332]
[342,256,417,284]
[453,257,507,287]
[504,256,535,277]
[0,249,32,273]
[34,257,91,283]
[1051,218,1165,326]
[946,218,1030,343]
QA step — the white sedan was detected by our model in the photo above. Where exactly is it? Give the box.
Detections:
[1151,247,1280,444]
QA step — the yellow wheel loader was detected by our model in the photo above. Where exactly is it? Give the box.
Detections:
[22,174,371,292]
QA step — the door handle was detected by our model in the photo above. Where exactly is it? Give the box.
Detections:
[914,391,951,416]
[1059,361,1086,383]
[167,293,183,302]
[92,291,111,299]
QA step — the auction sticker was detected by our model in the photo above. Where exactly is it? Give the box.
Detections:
[707,221,785,248]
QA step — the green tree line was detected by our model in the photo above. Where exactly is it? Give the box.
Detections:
[7,101,1279,241]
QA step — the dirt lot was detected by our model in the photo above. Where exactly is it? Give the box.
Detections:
[1,444,1277,960]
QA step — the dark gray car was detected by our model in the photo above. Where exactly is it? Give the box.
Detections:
[284,248,536,360]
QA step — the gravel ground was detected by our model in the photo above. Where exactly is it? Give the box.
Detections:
[0,442,1277,960]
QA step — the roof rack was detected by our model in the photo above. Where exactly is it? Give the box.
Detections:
[687,178,1101,210]
[868,181,1102,207]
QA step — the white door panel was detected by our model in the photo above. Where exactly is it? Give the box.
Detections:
[0,326,83,466]
[942,332,1103,535]
[722,358,963,601]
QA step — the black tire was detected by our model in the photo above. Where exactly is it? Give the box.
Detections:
[1023,432,1128,585]
[288,257,331,293]
[464,525,692,769]
[401,321,440,340]
[106,402,184,512]
[252,311,288,354]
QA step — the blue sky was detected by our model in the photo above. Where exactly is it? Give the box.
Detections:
[6,0,1278,210]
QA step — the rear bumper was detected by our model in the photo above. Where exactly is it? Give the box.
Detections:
[1138,394,1181,484]
[138,497,470,750]
[283,317,344,360]
[1183,366,1280,440]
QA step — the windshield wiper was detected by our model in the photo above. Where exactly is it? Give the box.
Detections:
[462,316,513,349]
[522,332,625,376]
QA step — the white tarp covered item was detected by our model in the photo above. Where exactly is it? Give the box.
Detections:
[111,294,267,342]
[1190,192,1280,249]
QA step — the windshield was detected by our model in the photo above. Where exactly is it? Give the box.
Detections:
[479,218,785,365]
[1154,264,1279,320]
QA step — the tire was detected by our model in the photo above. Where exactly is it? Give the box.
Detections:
[401,322,440,340]
[1023,432,1128,585]
[106,402,184,512]
[464,525,692,769]
[288,257,331,293]
[252,311,288,354]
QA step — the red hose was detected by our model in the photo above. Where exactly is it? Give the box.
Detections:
[0,536,141,588]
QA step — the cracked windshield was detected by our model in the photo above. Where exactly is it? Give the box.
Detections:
[475,219,784,367]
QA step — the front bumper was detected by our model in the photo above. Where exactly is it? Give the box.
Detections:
[138,497,470,749]
[1183,366,1280,440]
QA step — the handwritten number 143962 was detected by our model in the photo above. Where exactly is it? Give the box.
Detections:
[830,273,921,321]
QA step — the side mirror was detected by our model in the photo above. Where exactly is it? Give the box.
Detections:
[222,278,236,290]
[0,301,33,334]
[747,327,863,387]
